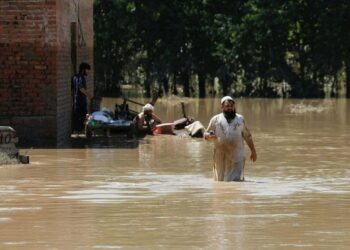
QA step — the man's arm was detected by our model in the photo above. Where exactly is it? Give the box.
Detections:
[244,135,257,162]
[241,118,257,162]
[135,114,147,130]
[151,113,162,123]
[79,87,93,100]
[204,116,217,140]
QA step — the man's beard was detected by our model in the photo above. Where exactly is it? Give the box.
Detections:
[223,110,236,120]
[144,113,152,122]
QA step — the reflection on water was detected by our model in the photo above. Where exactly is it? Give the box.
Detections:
[58,174,213,203]
[69,136,140,149]
[0,98,350,249]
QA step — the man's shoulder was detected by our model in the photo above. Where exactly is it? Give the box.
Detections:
[235,113,245,123]
[72,74,82,81]
[235,113,244,119]
[210,113,222,121]
[73,74,86,86]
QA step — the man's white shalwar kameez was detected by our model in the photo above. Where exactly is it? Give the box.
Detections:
[206,113,251,181]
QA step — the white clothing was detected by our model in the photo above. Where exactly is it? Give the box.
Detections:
[185,121,205,136]
[91,111,112,123]
[207,113,251,163]
[206,113,251,181]
[142,104,154,112]
[220,96,235,104]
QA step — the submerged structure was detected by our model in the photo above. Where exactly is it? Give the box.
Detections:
[0,0,93,146]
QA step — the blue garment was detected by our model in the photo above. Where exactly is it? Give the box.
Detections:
[71,74,88,132]
[72,74,87,110]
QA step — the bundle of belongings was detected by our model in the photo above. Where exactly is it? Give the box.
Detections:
[184,121,205,138]
[86,106,205,138]
[85,107,134,138]
[173,117,195,130]
[89,107,114,124]
[172,117,205,138]
[143,114,205,138]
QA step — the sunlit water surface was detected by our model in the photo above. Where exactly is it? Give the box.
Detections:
[0,98,349,249]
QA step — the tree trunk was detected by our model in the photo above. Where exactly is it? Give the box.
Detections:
[111,68,121,96]
[144,71,151,98]
[330,75,338,98]
[346,59,350,98]
[221,75,231,96]
[157,76,169,97]
[182,71,190,97]
[105,68,111,93]
[144,79,151,98]
[208,75,216,96]
[171,73,178,95]
[163,77,169,96]
[261,77,268,97]
[198,73,206,98]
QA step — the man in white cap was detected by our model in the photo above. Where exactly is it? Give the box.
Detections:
[204,96,257,181]
[133,103,162,135]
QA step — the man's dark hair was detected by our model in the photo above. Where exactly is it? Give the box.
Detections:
[79,62,91,74]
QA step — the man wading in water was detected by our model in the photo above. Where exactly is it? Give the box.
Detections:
[204,96,257,181]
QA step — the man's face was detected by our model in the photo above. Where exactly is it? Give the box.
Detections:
[144,110,153,116]
[222,100,235,112]
[84,69,90,76]
[144,110,153,121]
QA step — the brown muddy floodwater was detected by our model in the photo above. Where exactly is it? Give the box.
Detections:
[1,98,350,249]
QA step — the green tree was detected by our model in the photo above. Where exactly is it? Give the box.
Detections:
[93,0,350,98]
[94,0,140,96]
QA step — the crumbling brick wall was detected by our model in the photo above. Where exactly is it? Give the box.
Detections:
[0,0,93,147]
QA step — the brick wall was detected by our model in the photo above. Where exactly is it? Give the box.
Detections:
[56,0,93,147]
[0,0,93,147]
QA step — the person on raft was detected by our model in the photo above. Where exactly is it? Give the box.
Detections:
[133,104,162,135]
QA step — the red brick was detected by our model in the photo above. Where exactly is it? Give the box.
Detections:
[1,0,93,146]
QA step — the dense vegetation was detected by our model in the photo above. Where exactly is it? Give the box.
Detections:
[93,0,350,98]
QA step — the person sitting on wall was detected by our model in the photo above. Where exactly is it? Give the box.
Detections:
[133,104,161,135]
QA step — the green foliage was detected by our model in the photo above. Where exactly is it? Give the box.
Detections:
[94,0,350,98]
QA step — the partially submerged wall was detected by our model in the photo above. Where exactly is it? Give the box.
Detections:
[0,0,93,147]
